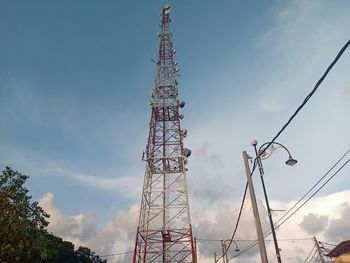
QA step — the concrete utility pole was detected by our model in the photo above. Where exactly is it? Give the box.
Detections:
[242,151,268,263]
[314,236,325,263]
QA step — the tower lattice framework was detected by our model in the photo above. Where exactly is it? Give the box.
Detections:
[133,5,196,263]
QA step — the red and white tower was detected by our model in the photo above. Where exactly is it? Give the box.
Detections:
[133,5,196,263]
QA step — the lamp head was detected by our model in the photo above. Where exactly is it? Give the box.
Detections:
[286,156,298,166]
[251,139,257,146]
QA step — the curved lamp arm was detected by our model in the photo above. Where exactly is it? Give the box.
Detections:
[258,141,297,166]
[224,239,240,252]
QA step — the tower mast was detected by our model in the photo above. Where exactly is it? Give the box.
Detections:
[133,4,195,263]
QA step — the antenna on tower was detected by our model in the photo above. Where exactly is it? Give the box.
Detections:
[163,4,170,14]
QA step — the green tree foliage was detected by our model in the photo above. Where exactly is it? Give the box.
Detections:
[42,233,76,262]
[0,167,107,263]
[74,246,107,263]
[0,167,50,262]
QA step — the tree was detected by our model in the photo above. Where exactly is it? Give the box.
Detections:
[74,246,107,263]
[42,233,76,263]
[0,167,107,262]
[0,167,49,262]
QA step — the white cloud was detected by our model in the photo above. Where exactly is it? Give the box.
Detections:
[0,143,141,198]
[39,188,350,262]
[325,202,350,242]
[39,192,138,263]
[39,192,97,246]
[299,213,329,234]
[3,1,350,262]
[191,189,350,262]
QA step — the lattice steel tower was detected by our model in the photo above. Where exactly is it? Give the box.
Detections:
[133,5,196,263]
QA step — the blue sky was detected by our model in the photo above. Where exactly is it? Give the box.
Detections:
[0,0,275,221]
[1,1,350,262]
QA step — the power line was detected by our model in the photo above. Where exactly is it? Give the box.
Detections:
[215,182,248,261]
[197,237,312,242]
[216,158,259,261]
[99,251,133,258]
[232,39,350,260]
[309,249,319,263]
[230,153,350,259]
[303,244,317,263]
[319,241,336,247]
[274,149,350,226]
[274,156,350,231]
[259,39,350,157]
[230,240,258,259]
[271,156,349,253]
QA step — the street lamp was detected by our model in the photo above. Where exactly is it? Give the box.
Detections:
[214,240,240,263]
[252,139,297,263]
[223,239,240,263]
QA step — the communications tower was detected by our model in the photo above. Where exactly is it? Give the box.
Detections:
[133,5,196,263]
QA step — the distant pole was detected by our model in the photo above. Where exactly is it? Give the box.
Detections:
[314,236,325,263]
[224,241,230,263]
[214,252,218,263]
[221,240,226,263]
[243,151,268,263]
[194,237,198,263]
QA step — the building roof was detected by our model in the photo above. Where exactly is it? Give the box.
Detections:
[332,254,350,262]
[327,240,350,258]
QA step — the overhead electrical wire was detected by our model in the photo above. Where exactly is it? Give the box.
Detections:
[274,149,350,226]
[259,39,350,157]
[230,239,258,259]
[319,241,336,247]
[228,40,350,260]
[215,182,248,261]
[197,237,312,242]
[215,158,260,261]
[309,249,319,263]
[108,40,350,262]
[99,251,133,258]
[274,156,350,231]
[303,244,316,263]
[303,244,317,263]
[230,152,350,259]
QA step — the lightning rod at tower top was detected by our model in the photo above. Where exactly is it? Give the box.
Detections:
[133,4,197,263]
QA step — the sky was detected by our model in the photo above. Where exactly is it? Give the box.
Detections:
[1,0,350,262]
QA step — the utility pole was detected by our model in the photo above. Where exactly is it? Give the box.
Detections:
[221,240,226,263]
[223,241,229,263]
[243,151,268,263]
[253,142,282,263]
[194,237,198,263]
[314,236,325,263]
[220,240,230,263]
